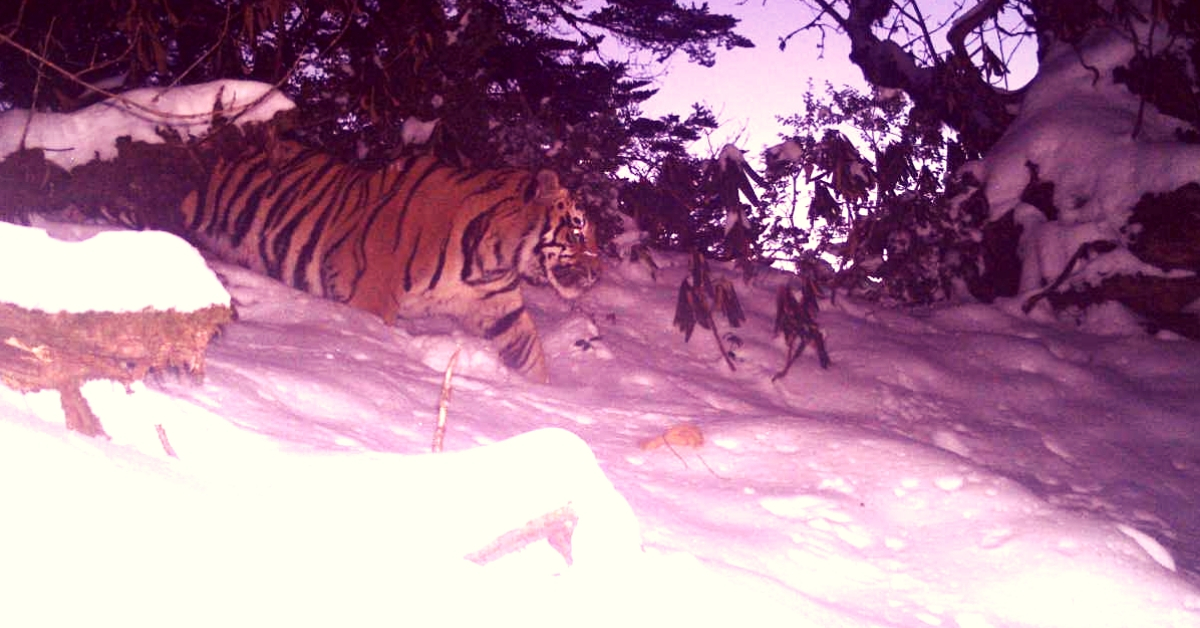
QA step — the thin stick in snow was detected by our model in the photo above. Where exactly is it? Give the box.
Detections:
[430,348,461,453]
[155,424,178,458]
[464,504,578,567]
[639,422,723,478]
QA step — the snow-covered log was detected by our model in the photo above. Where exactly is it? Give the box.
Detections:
[0,222,231,435]
[0,80,294,170]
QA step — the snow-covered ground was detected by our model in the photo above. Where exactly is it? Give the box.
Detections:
[1,218,1198,627]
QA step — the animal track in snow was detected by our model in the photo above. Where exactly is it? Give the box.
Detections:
[934,476,965,491]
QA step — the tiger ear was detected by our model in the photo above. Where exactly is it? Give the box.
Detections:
[526,170,561,202]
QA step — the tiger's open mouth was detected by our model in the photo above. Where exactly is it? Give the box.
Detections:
[549,258,599,298]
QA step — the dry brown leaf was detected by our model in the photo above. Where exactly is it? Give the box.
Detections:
[640,423,704,451]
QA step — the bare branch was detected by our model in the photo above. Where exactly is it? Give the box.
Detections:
[947,0,1007,60]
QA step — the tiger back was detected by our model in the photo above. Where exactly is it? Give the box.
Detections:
[179,143,600,382]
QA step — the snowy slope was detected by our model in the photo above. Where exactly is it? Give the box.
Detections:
[1,219,1198,627]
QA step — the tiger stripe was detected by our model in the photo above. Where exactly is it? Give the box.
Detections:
[175,142,599,382]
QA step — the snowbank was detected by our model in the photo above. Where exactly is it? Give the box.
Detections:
[0,225,1198,626]
[974,29,1200,292]
[0,80,293,170]
[0,221,228,313]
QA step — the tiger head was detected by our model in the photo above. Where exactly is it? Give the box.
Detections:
[527,170,601,299]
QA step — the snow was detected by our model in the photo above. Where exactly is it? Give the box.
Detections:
[765,137,804,165]
[978,28,1200,292]
[717,142,746,170]
[0,80,294,170]
[401,115,439,145]
[763,15,1200,331]
[0,221,228,313]
[2,220,1199,627]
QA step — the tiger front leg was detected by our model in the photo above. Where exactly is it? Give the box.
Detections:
[471,297,550,384]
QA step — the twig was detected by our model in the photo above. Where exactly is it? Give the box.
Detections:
[772,283,831,381]
[674,252,739,372]
[18,16,56,152]
[155,424,178,458]
[464,504,578,567]
[698,289,737,372]
[430,348,461,453]
[1022,240,1118,314]
[947,0,1007,61]
[165,4,233,91]
[661,439,722,478]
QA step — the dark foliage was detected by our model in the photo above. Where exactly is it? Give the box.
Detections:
[761,83,985,305]
[0,147,71,223]
[673,251,743,371]
[772,282,830,382]
[752,0,1200,314]
[1127,183,1200,272]
[0,0,749,237]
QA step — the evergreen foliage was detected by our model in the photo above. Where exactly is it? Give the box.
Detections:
[0,0,748,241]
[6,0,1200,315]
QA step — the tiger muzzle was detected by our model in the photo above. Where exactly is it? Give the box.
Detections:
[550,256,600,297]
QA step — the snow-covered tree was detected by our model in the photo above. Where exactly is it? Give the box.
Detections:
[765,0,1200,336]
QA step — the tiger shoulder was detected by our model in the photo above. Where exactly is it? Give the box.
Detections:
[178,142,601,383]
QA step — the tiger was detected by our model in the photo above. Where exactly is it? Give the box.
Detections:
[175,140,600,383]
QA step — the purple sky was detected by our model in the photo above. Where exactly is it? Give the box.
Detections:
[638,3,863,155]
[637,2,1038,156]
